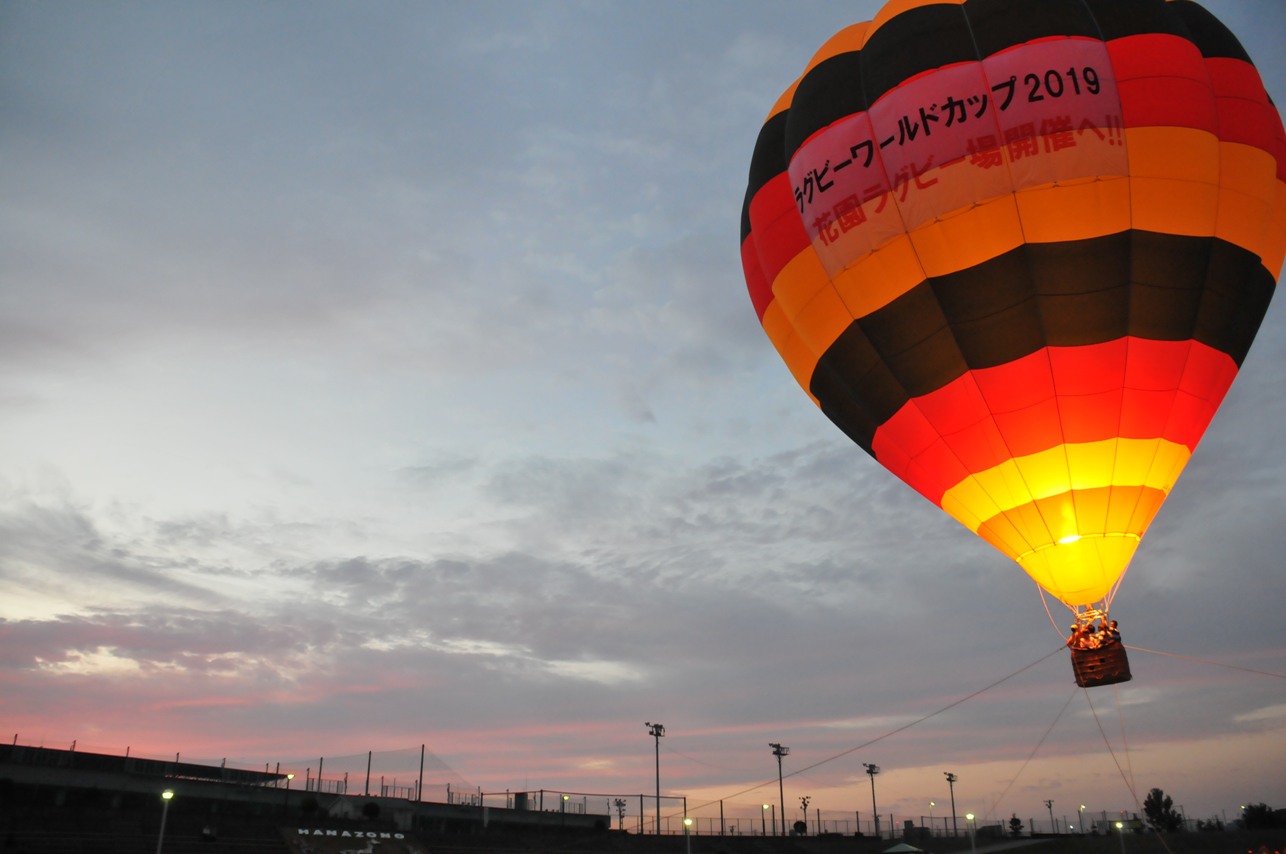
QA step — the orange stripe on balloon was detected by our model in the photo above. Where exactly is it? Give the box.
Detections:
[939,438,1190,535]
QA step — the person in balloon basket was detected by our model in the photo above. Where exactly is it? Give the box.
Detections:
[1068,619,1124,650]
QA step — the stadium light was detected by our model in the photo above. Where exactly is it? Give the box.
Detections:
[156,790,174,854]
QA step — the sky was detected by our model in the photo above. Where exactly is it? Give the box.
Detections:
[2,0,1284,836]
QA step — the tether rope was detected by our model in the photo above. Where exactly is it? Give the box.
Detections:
[664,641,1279,827]
[1082,687,1178,854]
[1125,644,1286,679]
[676,646,1065,819]
[1114,680,1136,796]
[985,686,1078,821]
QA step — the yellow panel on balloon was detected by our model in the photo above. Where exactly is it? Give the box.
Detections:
[940,438,1191,531]
[975,484,1168,605]
[1016,534,1142,608]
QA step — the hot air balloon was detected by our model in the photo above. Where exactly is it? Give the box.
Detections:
[741,0,1284,686]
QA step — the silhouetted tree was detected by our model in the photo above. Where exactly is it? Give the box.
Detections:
[1143,788,1183,832]
[1242,803,1282,830]
[1008,814,1023,837]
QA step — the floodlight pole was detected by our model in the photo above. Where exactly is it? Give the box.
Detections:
[156,790,174,854]
[864,764,881,838]
[945,772,959,837]
[646,723,665,834]
[769,743,789,837]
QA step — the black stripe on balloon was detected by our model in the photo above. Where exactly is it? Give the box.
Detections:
[963,0,1102,60]
[1167,0,1254,62]
[1079,0,1187,41]
[742,110,790,243]
[782,0,1113,160]
[809,232,1275,453]
[785,5,975,156]
[774,0,1240,168]
[783,51,871,159]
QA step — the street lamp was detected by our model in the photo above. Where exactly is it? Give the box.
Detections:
[1045,799,1055,834]
[1079,804,1086,834]
[761,804,769,837]
[282,773,295,813]
[156,790,174,854]
[863,764,880,838]
[945,772,959,838]
[929,800,935,827]
[684,816,693,854]
[1115,820,1126,854]
[769,743,789,837]
[646,723,665,835]
[966,813,976,854]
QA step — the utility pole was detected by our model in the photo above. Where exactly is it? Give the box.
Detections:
[864,764,881,838]
[945,772,959,838]
[1046,799,1056,834]
[646,723,665,834]
[769,743,789,837]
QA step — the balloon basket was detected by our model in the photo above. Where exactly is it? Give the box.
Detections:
[1070,642,1132,688]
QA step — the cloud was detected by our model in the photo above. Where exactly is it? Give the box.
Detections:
[1234,704,1286,725]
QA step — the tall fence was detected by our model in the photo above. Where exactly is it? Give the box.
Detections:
[658,810,982,839]
[3,737,1239,836]
[4,738,473,804]
[636,807,1229,838]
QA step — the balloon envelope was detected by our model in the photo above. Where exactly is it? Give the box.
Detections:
[741,0,1284,608]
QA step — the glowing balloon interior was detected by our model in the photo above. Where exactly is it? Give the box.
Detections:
[741,0,1284,613]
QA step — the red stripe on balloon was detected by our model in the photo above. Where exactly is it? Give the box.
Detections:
[870,338,1238,504]
[1206,57,1281,151]
[741,235,774,321]
[1108,34,1219,132]
[744,173,811,319]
